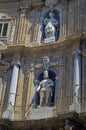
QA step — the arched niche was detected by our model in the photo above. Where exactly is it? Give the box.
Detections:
[38,7,62,44]
[32,68,58,108]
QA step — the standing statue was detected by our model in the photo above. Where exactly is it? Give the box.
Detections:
[44,12,58,40]
[64,119,74,130]
[36,70,54,107]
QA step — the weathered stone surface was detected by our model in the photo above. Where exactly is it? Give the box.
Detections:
[30,107,54,120]
[0,0,86,130]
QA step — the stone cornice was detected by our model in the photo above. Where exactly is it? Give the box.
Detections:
[0,33,83,57]
[0,112,80,129]
[0,0,70,2]
[0,0,72,9]
[21,0,72,9]
[0,0,19,2]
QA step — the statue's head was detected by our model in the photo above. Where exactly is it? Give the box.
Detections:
[43,70,49,79]
[65,119,69,125]
[49,12,54,18]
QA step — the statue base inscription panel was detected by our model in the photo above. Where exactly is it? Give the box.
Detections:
[44,37,55,43]
[30,107,54,120]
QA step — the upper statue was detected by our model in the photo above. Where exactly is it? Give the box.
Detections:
[44,12,59,43]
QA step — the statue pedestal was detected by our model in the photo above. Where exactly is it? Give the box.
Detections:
[44,37,55,43]
[69,102,80,113]
[30,107,54,120]
[2,109,14,120]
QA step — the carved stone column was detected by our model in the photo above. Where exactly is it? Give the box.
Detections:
[73,50,81,103]
[2,55,20,120]
[70,50,81,113]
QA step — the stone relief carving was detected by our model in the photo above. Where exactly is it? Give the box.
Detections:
[45,0,58,7]
[31,56,65,70]
[0,52,10,71]
[43,56,50,70]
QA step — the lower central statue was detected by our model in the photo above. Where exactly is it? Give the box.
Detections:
[36,70,54,107]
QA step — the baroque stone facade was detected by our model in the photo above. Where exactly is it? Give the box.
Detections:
[0,0,86,130]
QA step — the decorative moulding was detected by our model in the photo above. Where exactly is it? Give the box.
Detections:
[45,0,58,7]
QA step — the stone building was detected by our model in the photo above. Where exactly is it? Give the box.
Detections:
[0,0,86,130]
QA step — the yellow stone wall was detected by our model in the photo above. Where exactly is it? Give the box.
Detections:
[0,0,86,45]
[0,0,86,122]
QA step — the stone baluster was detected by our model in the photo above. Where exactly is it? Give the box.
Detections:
[2,57,20,120]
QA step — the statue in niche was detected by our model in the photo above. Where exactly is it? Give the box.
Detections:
[36,70,54,107]
[64,119,75,130]
[44,12,59,43]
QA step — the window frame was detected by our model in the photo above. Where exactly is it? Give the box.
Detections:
[0,22,9,38]
[0,18,13,44]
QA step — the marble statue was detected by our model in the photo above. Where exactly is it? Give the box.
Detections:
[64,119,74,130]
[44,12,58,43]
[36,70,54,107]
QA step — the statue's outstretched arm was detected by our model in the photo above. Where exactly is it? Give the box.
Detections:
[36,83,41,91]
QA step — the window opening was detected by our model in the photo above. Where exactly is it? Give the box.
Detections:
[0,23,8,37]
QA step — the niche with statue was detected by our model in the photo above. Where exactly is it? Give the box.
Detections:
[32,56,58,108]
[38,0,62,44]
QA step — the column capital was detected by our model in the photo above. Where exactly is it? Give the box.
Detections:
[29,63,35,71]
[11,54,20,66]
[72,49,81,55]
